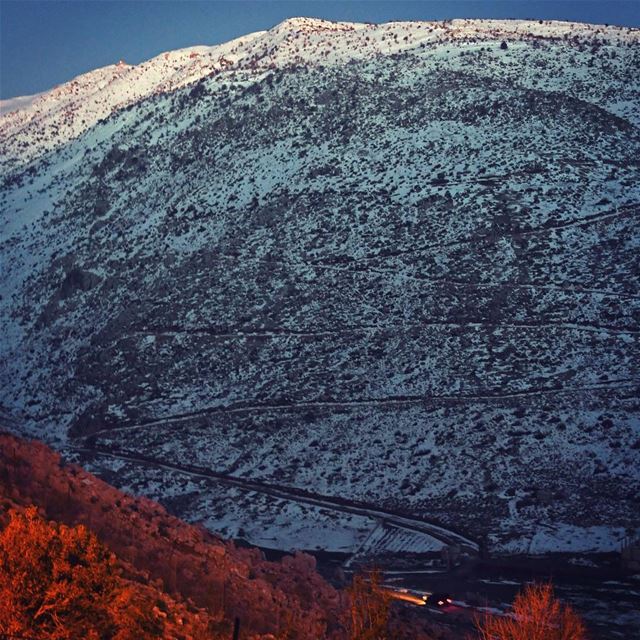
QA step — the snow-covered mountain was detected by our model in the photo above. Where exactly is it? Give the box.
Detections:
[1,18,639,556]
[3,17,639,170]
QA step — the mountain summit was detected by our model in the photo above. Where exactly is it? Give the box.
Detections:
[1,18,639,558]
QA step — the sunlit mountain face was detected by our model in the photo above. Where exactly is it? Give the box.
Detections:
[1,17,639,566]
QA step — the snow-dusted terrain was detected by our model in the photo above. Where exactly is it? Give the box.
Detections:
[1,17,639,556]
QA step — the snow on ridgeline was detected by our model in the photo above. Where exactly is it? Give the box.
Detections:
[0,14,638,559]
[1,17,639,171]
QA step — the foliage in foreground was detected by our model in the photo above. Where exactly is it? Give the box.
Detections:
[346,568,394,640]
[475,582,587,640]
[0,507,212,639]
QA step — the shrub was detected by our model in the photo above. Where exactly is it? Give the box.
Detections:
[347,568,392,640]
[475,582,587,640]
[0,507,170,639]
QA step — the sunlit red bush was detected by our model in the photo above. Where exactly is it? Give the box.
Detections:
[0,506,211,639]
[475,582,587,640]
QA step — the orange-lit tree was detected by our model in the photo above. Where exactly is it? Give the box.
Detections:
[0,506,118,638]
[0,506,167,639]
[347,568,393,640]
[475,582,587,640]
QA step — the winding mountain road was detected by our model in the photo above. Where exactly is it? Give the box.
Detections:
[74,376,638,440]
[68,444,479,555]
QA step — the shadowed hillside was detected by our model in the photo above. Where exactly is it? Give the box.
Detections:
[0,431,450,639]
[0,432,347,638]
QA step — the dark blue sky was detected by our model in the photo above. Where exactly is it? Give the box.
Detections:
[2,1,639,99]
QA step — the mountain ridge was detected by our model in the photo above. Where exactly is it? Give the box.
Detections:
[2,17,639,171]
[1,16,639,559]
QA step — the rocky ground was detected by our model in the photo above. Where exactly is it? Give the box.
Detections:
[0,432,350,638]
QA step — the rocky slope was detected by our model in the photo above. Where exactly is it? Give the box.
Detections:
[1,18,639,555]
[0,431,349,638]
